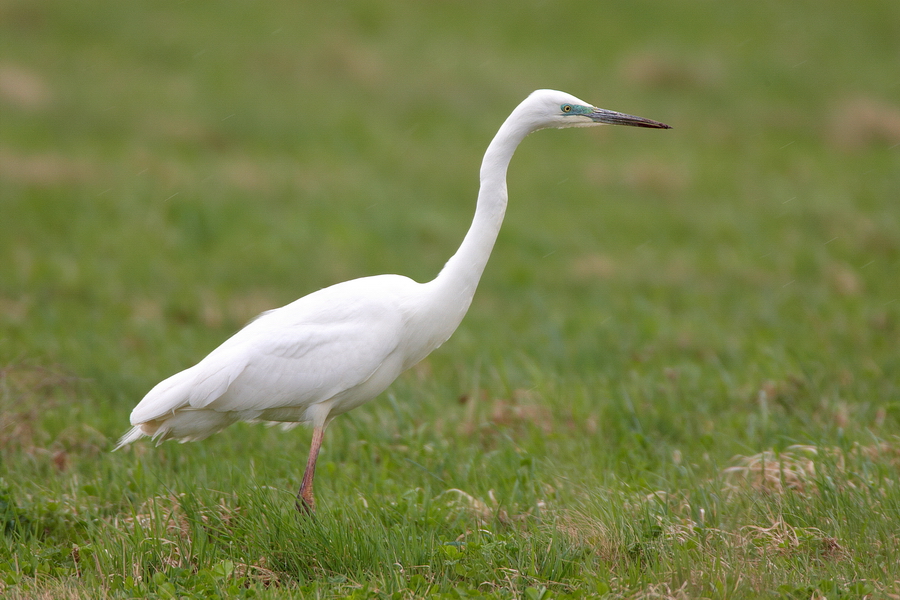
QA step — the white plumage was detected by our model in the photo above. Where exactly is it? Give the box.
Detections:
[117,90,669,512]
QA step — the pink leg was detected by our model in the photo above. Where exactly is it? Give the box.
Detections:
[296,425,325,514]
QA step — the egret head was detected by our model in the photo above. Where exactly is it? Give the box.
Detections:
[522,89,671,131]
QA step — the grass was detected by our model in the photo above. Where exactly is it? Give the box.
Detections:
[1,0,899,597]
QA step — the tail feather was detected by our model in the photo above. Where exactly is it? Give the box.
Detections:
[114,425,147,450]
[115,409,241,450]
[129,367,200,425]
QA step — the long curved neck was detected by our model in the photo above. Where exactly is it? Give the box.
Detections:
[427,108,533,318]
[396,101,542,368]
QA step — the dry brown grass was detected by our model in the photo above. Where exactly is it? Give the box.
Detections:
[740,517,844,560]
[553,509,626,564]
[128,290,278,329]
[0,363,82,451]
[0,62,51,110]
[439,487,547,526]
[723,440,900,496]
[569,252,618,280]
[723,445,819,494]
[456,388,554,442]
[113,493,282,586]
[621,581,692,600]
[618,51,724,92]
[1,581,110,600]
[828,96,900,150]
[0,147,98,186]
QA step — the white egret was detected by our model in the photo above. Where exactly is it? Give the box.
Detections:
[117,89,670,513]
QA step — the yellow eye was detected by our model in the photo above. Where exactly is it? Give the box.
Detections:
[561,104,573,113]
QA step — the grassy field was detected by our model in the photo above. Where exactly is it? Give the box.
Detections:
[2,0,899,597]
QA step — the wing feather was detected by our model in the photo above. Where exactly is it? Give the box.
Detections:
[129,275,415,426]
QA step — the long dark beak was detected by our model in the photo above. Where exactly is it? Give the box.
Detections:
[589,108,671,129]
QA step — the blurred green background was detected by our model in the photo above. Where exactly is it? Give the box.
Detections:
[1,0,899,597]
[2,0,896,401]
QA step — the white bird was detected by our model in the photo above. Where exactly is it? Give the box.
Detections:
[117,89,670,512]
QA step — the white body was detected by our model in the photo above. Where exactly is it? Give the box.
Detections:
[118,89,668,452]
[119,273,465,444]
